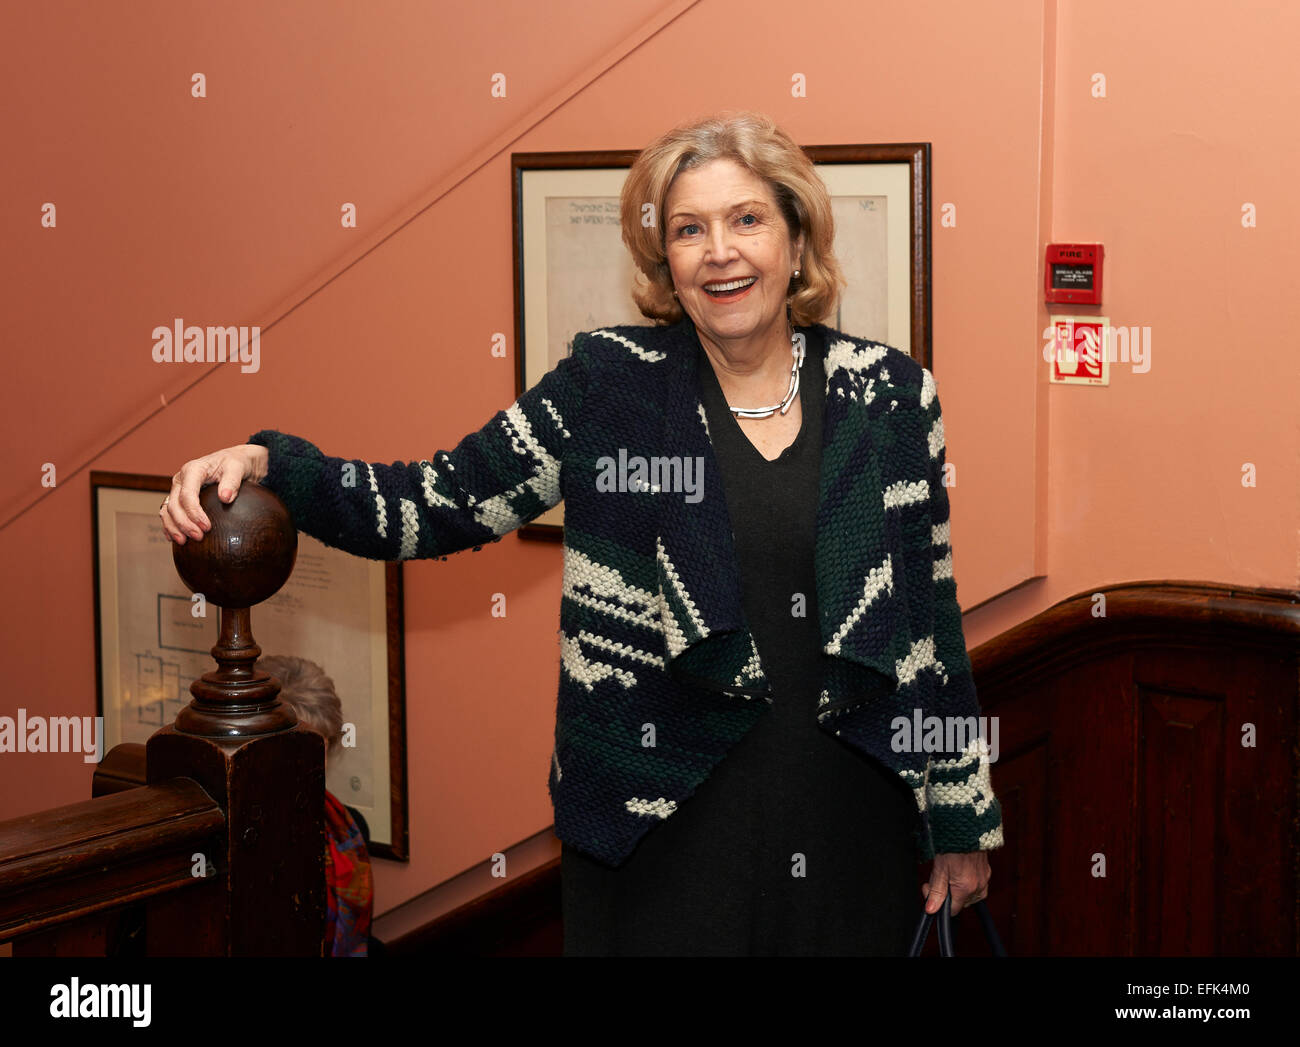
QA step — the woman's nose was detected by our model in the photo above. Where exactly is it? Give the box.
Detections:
[704,225,737,261]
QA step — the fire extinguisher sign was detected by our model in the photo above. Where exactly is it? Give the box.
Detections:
[1046,316,1110,386]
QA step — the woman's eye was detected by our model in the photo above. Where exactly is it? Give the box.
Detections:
[673,214,757,237]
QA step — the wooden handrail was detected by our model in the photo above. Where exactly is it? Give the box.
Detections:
[970,580,1300,690]
[0,778,223,940]
[91,742,147,796]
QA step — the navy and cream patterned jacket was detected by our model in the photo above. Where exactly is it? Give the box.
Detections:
[249,315,1005,868]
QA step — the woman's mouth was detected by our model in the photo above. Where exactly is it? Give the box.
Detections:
[702,276,757,301]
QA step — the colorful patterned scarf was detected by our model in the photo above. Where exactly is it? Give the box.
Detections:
[324,789,373,956]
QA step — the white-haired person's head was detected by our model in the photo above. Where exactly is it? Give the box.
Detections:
[258,654,344,768]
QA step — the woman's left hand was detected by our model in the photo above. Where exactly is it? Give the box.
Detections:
[920,851,990,915]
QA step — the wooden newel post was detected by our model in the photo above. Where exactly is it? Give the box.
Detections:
[145,483,325,956]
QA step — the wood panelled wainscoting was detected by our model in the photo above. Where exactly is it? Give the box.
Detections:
[389,581,1299,957]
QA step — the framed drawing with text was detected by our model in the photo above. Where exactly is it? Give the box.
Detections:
[91,470,410,861]
[510,143,931,540]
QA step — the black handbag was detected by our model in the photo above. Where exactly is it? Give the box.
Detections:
[907,894,1007,957]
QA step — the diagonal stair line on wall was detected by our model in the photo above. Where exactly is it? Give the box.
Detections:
[1,0,701,535]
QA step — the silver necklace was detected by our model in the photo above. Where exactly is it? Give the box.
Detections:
[729,328,805,419]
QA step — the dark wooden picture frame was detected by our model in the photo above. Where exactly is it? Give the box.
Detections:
[510,143,932,541]
[90,470,410,861]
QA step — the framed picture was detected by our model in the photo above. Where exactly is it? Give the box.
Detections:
[90,471,410,861]
[511,143,931,539]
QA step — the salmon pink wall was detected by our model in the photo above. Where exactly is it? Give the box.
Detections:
[1,0,1295,922]
[965,0,1299,641]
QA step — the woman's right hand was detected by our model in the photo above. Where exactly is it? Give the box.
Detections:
[160,443,270,545]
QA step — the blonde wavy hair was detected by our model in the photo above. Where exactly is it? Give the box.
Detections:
[258,654,344,760]
[620,110,845,326]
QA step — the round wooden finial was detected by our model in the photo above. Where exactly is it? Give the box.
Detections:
[171,483,299,737]
[172,483,297,608]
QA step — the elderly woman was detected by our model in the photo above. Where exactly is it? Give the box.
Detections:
[160,110,1002,957]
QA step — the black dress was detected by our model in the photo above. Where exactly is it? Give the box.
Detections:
[561,327,921,956]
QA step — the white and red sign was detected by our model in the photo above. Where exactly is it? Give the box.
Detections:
[1047,316,1109,386]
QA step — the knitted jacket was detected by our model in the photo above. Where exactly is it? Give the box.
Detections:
[247,316,1004,868]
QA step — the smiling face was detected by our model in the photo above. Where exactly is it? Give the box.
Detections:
[663,158,804,353]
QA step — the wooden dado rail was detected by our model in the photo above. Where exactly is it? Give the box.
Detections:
[0,485,325,956]
[388,580,1299,958]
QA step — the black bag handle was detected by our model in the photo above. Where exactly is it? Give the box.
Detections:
[907,893,1007,957]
